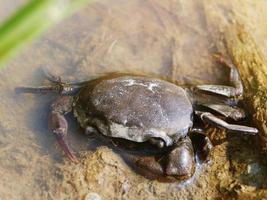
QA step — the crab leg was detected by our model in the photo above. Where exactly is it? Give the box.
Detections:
[195,54,243,98]
[41,65,62,84]
[196,103,246,121]
[16,66,85,95]
[198,112,258,135]
[190,128,213,162]
[195,85,241,98]
[48,96,78,162]
[42,65,91,86]
[15,82,81,95]
[15,85,61,94]
[214,53,243,94]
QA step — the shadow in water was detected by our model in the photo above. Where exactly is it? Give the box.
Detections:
[226,132,267,189]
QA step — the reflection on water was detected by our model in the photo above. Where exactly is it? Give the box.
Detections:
[1,0,267,199]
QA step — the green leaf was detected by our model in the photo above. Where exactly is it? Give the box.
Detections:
[0,0,93,67]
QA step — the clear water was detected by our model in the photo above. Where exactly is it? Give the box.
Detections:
[1,0,267,199]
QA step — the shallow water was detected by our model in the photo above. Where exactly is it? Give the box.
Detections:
[1,0,267,199]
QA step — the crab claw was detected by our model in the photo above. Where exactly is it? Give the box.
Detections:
[49,112,78,163]
[56,134,78,163]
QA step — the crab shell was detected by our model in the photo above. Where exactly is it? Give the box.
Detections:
[73,76,193,146]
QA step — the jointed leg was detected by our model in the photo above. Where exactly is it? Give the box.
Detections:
[190,128,213,162]
[197,112,258,135]
[42,65,62,83]
[214,53,243,95]
[196,103,245,121]
[16,81,81,95]
[42,65,92,86]
[195,54,243,98]
[195,85,240,98]
[48,96,78,162]
[16,67,82,95]
[15,85,62,94]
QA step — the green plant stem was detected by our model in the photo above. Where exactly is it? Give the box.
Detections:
[0,0,93,67]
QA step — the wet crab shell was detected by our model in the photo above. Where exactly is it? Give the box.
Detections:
[73,76,193,146]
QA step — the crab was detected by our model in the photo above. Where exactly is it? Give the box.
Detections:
[16,56,258,181]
